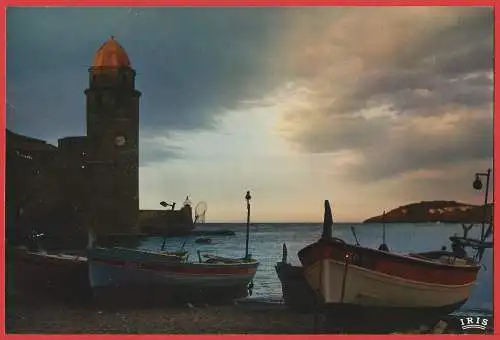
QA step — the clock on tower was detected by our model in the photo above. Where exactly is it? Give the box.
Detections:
[114,135,127,147]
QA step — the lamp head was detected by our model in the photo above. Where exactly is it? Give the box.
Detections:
[245,191,252,201]
[473,175,483,190]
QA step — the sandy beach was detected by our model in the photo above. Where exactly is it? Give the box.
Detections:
[8,288,486,335]
[6,290,324,334]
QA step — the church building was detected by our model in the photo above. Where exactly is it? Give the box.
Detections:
[6,37,141,239]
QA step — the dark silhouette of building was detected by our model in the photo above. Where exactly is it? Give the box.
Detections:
[6,130,60,244]
[6,37,140,243]
[57,136,88,210]
[6,37,196,246]
[140,199,194,236]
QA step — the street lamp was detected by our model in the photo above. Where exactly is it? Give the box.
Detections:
[473,169,491,242]
[473,175,483,190]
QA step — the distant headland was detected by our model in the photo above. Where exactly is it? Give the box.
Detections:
[364,200,493,224]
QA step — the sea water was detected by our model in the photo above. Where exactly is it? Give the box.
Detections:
[137,222,493,313]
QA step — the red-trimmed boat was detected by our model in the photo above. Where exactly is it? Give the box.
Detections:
[87,192,260,305]
[87,244,259,304]
[297,200,481,329]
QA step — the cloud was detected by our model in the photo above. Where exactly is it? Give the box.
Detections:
[370,158,494,205]
[7,7,290,144]
[271,7,493,182]
[139,135,184,166]
[7,7,494,176]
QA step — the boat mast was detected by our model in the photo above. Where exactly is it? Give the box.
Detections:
[245,191,252,260]
[321,200,333,240]
[383,210,386,244]
[378,210,389,251]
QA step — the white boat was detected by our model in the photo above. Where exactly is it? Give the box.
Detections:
[297,201,481,327]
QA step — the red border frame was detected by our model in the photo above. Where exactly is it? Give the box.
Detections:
[0,2,497,339]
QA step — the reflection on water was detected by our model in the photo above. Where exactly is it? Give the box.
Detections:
[137,222,492,313]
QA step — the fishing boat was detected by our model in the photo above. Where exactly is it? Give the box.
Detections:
[297,200,481,328]
[275,244,319,312]
[87,243,259,303]
[87,191,260,304]
[7,245,91,300]
[449,222,493,251]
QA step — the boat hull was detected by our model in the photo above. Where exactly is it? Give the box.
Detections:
[89,260,258,288]
[87,248,259,304]
[275,262,320,312]
[6,247,91,301]
[288,200,481,331]
[298,240,479,312]
[303,258,475,307]
[275,261,470,331]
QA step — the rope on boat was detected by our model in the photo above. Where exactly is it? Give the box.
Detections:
[340,251,352,303]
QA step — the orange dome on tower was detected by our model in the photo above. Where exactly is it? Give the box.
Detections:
[92,36,131,68]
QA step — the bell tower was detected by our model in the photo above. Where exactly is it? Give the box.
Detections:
[84,36,141,235]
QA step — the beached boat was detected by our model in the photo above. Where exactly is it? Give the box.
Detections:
[88,192,259,304]
[275,262,319,312]
[87,240,259,304]
[88,246,259,303]
[7,246,91,299]
[296,200,481,327]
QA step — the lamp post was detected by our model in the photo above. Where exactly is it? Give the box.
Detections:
[245,191,251,260]
[473,168,491,242]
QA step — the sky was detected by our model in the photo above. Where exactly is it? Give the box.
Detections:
[7,7,494,222]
